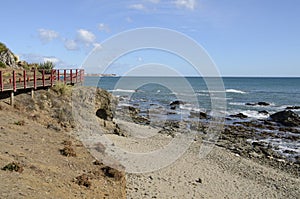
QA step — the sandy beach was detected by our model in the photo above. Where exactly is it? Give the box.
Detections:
[106,119,300,198]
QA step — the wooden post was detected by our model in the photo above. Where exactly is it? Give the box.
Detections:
[13,70,16,92]
[0,71,3,91]
[75,69,78,83]
[23,70,27,89]
[81,70,84,83]
[10,91,14,106]
[50,69,53,86]
[57,70,60,82]
[31,89,34,98]
[70,69,73,84]
[64,69,66,84]
[80,70,82,82]
[42,70,45,87]
[33,69,37,89]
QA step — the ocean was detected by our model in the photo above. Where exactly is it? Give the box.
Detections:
[84,76,300,120]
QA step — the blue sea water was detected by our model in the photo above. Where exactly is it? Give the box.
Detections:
[84,76,300,119]
[84,76,300,158]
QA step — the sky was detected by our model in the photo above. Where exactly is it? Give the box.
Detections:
[1,0,300,77]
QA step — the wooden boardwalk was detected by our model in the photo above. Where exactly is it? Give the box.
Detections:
[0,69,84,92]
[0,69,84,105]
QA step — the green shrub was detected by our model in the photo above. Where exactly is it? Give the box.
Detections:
[0,42,8,52]
[23,64,31,70]
[14,120,25,126]
[2,162,23,173]
[0,61,6,68]
[38,61,54,73]
[51,82,72,96]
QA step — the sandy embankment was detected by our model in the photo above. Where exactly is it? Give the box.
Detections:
[0,90,125,199]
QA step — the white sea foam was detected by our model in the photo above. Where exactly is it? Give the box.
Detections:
[109,88,136,93]
[240,110,269,119]
[229,102,246,106]
[196,89,246,94]
[179,104,205,112]
[226,89,247,94]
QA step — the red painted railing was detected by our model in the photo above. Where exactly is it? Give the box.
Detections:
[0,69,84,92]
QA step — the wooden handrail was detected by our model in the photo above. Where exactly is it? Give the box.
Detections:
[0,69,84,92]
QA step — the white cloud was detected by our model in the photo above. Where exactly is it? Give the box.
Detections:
[76,29,96,46]
[38,29,59,43]
[147,0,160,3]
[98,23,110,32]
[128,4,146,10]
[93,42,102,49]
[64,39,79,51]
[43,57,60,64]
[174,0,196,10]
[20,53,69,68]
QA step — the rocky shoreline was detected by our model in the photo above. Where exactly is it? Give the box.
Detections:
[113,99,300,177]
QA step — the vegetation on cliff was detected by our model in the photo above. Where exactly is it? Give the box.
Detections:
[0,41,55,71]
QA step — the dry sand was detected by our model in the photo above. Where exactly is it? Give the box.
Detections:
[105,119,300,199]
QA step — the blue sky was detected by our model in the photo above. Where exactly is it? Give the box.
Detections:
[1,0,300,76]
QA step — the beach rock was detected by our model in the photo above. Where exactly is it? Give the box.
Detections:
[128,106,140,116]
[94,89,117,121]
[257,102,270,106]
[96,108,111,120]
[259,110,269,115]
[285,106,300,110]
[270,110,300,127]
[189,111,208,119]
[229,113,248,119]
[169,100,184,110]
[245,102,270,106]
[170,100,184,106]
[133,116,150,125]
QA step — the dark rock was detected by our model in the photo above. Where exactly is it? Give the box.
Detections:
[270,110,300,127]
[101,166,123,180]
[170,100,184,106]
[229,113,248,119]
[285,106,300,110]
[259,110,269,115]
[47,123,61,131]
[96,108,110,120]
[75,174,91,188]
[128,106,140,116]
[133,116,150,125]
[246,102,270,106]
[257,102,270,106]
[189,111,208,119]
[170,100,184,110]
[252,141,265,148]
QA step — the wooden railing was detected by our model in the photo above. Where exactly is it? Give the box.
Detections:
[0,69,84,92]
